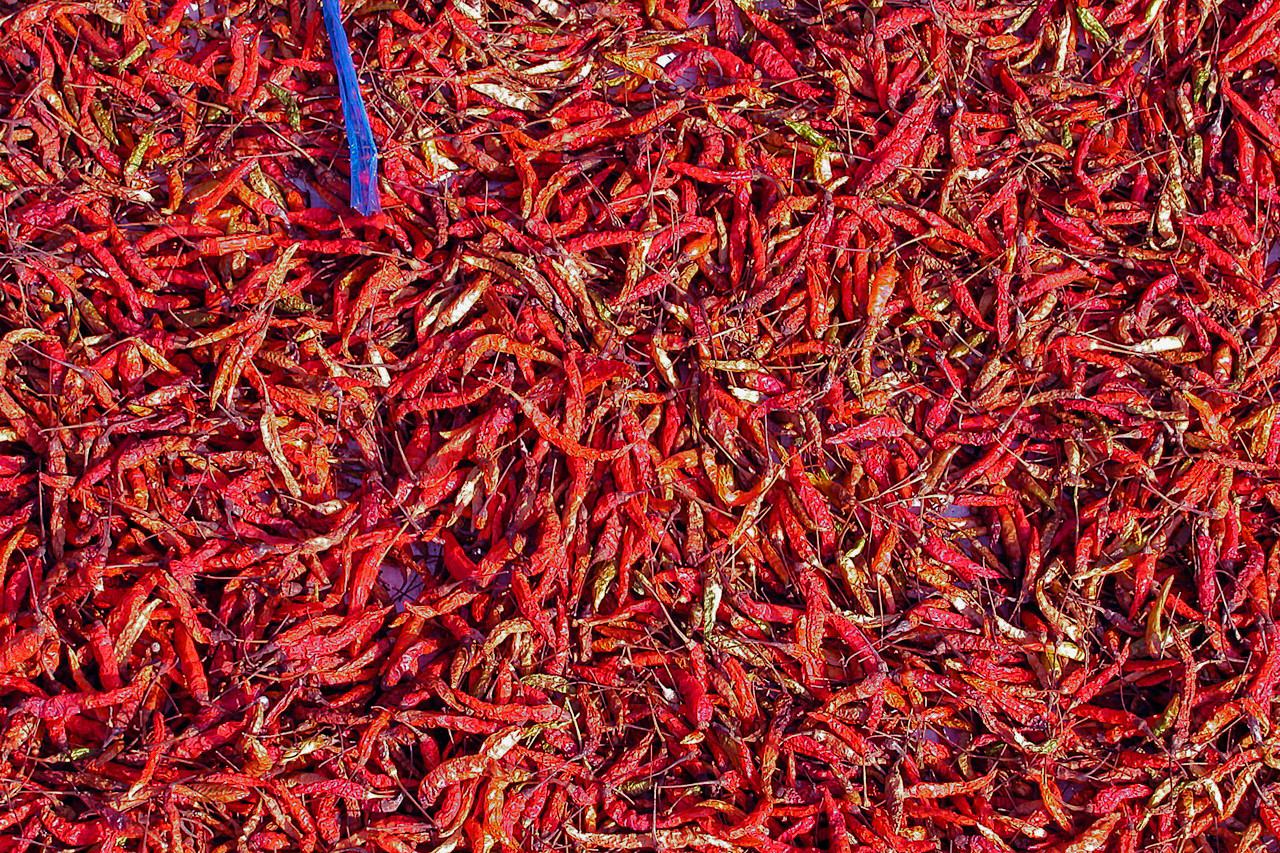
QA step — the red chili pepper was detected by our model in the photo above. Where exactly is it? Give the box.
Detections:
[855,93,938,190]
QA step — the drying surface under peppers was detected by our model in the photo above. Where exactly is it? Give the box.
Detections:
[1,0,1279,851]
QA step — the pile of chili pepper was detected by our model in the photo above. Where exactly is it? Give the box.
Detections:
[2,0,1280,850]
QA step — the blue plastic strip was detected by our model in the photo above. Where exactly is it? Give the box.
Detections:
[321,0,381,215]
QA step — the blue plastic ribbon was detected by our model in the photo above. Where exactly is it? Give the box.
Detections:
[321,0,381,215]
